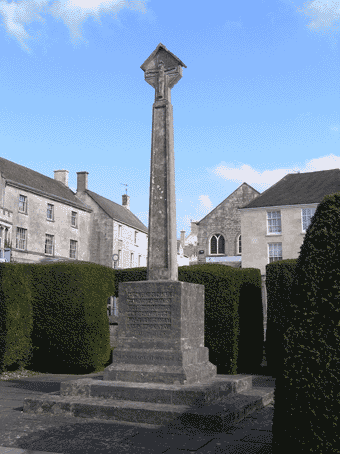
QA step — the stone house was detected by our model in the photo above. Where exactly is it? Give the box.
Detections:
[0,157,148,269]
[0,157,92,264]
[239,168,340,337]
[239,169,340,274]
[75,171,148,269]
[180,183,260,266]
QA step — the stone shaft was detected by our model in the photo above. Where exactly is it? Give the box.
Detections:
[141,43,186,281]
[147,99,178,280]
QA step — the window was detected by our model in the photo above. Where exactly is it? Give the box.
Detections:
[134,231,138,244]
[130,252,134,267]
[47,204,54,220]
[138,255,141,266]
[268,243,282,263]
[267,211,281,234]
[45,234,54,255]
[16,227,27,250]
[107,296,118,316]
[302,208,316,232]
[70,240,77,259]
[71,211,77,227]
[237,234,241,254]
[19,195,27,213]
[118,249,121,267]
[118,225,122,238]
[0,227,2,249]
[210,234,225,254]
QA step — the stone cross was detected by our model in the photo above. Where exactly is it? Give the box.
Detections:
[102,45,216,386]
[141,43,187,280]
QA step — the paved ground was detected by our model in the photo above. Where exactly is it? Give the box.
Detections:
[0,371,275,454]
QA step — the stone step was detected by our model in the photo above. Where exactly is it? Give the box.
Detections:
[58,374,253,406]
[23,385,274,430]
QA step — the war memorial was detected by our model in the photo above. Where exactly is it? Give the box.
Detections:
[23,44,273,428]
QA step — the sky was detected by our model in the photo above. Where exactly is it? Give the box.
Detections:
[0,0,339,239]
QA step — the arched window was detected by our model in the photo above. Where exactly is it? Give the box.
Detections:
[210,234,225,255]
[237,234,241,255]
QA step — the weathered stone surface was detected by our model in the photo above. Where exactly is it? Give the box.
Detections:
[141,43,186,281]
[103,280,217,384]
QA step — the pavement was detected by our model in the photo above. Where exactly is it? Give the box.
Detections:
[0,370,275,454]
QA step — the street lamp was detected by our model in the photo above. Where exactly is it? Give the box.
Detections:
[112,254,119,269]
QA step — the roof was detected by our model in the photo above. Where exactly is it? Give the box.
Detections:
[85,190,148,234]
[241,169,340,209]
[140,43,187,71]
[198,182,260,223]
[0,157,91,212]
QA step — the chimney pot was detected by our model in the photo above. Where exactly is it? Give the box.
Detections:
[54,170,69,187]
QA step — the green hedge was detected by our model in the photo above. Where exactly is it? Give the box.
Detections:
[0,263,34,372]
[272,193,340,452]
[265,259,298,377]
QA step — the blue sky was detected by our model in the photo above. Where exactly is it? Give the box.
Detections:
[0,0,339,238]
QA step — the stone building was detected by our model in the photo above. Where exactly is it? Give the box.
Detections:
[239,169,340,275]
[75,171,148,269]
[0,157,92,264]
[0,157,148,268]
[180,183,260,266]
[239,168,340,338]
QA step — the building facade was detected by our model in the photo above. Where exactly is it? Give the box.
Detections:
[239,169,340,275]
[0,158,92,264]
[0,158,148,268]
[239,169,340,338]
[75,171,148,269]
[195,183,260,265]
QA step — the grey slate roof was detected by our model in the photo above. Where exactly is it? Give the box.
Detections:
[0,157,91,212]
[242,169,340,209]
[85,190,148,234]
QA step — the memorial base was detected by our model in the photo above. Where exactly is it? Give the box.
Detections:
[103,280,217,385]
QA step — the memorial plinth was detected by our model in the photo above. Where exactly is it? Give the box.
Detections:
[103,281,217,384]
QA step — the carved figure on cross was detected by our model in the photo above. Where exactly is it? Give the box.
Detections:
[145,60,181,102]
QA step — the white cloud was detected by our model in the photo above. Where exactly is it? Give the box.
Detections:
[197,195,213,219]
[297,0,340,33]
[211,154,340,191]
[0,0,147,50]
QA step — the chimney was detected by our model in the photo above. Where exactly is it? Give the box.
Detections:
[77,172,88,192]
[180,230,186,248]
[190,221,198,236]
[54,170,69,187]
[122,194,130,210]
